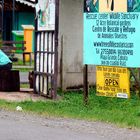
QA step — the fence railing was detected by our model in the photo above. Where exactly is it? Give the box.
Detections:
[0,41,32,65]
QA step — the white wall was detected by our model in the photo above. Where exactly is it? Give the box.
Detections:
[58,0,96,90]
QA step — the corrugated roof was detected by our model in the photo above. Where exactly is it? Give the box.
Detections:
[15,0,35,8]
[0,0,35,11]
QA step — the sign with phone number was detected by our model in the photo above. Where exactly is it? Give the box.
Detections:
[84,12,140,68]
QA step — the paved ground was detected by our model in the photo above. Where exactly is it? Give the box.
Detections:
[20,72,29,84]
[0,110,140,140]
[0,89,46,102]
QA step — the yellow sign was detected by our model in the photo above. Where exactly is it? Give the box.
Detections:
[99,0,127,12]
[96,66,130,98]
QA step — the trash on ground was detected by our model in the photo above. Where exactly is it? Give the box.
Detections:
[16,106,23,111]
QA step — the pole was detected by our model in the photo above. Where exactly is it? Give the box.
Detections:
[83,64,88,105]
[2,0,4,39]
[12,0,15,30]
[34,0,38,94]
[53,0,59,99]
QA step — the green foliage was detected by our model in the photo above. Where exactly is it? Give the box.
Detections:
[20,84,30,88]
[0,89,140,128]
[13,68,33,72]
[13,59,34,66]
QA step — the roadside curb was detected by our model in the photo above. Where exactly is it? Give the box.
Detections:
[13,65,34,69]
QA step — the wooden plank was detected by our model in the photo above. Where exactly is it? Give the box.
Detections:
[0,41,26,44]
[0,70,20,91]
[1,46,26,50]
[83,65,88,105]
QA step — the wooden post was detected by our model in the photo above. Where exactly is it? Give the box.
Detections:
[83,64,88,105]
[2,0,4,39]
[53,0,59,99]
[12,0,15,31]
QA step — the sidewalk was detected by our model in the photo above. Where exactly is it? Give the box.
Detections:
[13,65,34,69]
[0,88,46,102]
[20,72,29,84]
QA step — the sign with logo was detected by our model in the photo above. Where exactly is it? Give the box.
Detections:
[84,0,140,67]
[96,66,130,98]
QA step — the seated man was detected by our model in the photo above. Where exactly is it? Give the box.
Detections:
[0,50,12,70]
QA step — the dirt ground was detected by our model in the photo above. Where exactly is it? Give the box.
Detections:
[0,88,46,102]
